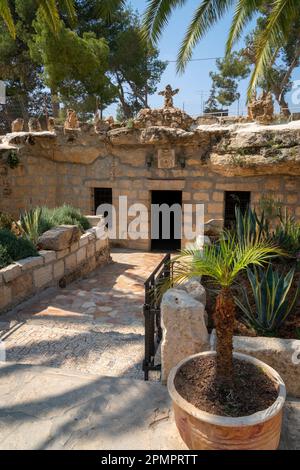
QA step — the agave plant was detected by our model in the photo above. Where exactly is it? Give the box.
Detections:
[235,205,270,247]
[18,208,43,246]
[235,265,299,334]
[170,232,283,388]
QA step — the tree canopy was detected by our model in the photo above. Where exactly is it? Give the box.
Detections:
[0,0,166,127]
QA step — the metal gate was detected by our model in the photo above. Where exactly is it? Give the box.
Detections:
[143,254,172,380]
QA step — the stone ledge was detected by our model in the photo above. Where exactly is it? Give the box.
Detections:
[0,232,111,314]
[210,331,300,398]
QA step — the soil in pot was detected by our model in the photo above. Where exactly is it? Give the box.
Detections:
[174,356,278,418]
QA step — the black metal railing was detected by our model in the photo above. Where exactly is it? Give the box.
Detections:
[143,253,172,381]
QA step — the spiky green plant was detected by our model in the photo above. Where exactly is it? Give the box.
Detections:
[272,209,300,257]
[235,265,299,334]
[18,208,43,245]
[235,205,270,247]
[169,232,284,388]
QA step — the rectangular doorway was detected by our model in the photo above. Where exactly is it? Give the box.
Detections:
[151,190,182,252]
[94,188,112,215]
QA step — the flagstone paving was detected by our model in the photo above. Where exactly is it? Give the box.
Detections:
[0,250,164,379]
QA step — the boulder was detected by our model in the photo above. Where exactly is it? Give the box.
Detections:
[161,288,209,384]
[38,225,81,251]
[178,277,206,305]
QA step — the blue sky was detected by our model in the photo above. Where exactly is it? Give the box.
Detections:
[106,0,298,118]
[111,0,251,117]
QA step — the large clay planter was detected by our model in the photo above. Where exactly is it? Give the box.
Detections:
[168,351,286,450]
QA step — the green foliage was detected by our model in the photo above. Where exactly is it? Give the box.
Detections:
[208,52,250,108]
[171,232,283,290]
[0,211,14,230]
[0,245,12,269]
[39,205,91,233]
[143,0,300,99]
[6,150,20,169]
[235,266,299,334]
[272,210,300,258]
[258,196,283,223]
[18,207,42,245]
[235,206,269,248]
[0,229,38,262]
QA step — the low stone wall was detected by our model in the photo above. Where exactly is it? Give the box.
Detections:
[0,227,111,313]
[210,332,300,398]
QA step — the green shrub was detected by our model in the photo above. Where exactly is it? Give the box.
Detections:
[0,229,38,261]
[0,245,12,269]
[39,205,90,233]
[0,212,14,230]
[271,210,300,257]
[235,265,299,334]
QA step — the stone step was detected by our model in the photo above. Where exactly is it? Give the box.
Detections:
[0,362,298,450]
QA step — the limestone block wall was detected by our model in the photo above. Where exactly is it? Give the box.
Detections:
[0,125,299,251]
[0,229,111,314]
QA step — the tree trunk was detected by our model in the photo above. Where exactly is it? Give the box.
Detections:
[51,89,60,118]
[214,288,235,389]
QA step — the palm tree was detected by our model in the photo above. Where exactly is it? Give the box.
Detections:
[143,0,299,94]
[170,232,283,389]
[0,0,126,38]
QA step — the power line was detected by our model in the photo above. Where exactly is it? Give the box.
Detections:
[164,56,223,63]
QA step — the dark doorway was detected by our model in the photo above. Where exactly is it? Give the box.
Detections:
[94,188,112,215]
[151,190,182,252]
[224,191,251,228]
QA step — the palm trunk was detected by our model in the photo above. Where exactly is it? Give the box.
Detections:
[214,288,235,389]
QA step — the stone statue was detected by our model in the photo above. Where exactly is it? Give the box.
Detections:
[47,117,55,132]
[11,118,24,133]
[64,109,79,132]
[158,84,179,108]
[248,91,274,124]
[28,117,42,132]
[94,110,101,127]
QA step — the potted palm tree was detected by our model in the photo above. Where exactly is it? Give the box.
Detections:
[167,232,286,450]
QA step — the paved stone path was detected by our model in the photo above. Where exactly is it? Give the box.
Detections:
[0,250,164,379]
[0,249,299,450]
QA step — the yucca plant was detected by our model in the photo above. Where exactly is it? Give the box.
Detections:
[235,265,299,334]
[170,232,283,389]
[18,208,43,246]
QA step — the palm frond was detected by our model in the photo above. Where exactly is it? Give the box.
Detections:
[248,0,298,94]
[177,0,233,73]
[170,231,284,290]
[0,0,15,38]
[38,0,61,34]
[60,0,77,25]
[143,0,188,44]
[97,0,127,21]
[226,0,260,54]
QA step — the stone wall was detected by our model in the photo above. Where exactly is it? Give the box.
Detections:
[0,121,299,251]
[0,227,111,314]
[161,278,209,384]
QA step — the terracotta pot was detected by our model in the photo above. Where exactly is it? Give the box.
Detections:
[168,351,286,450]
